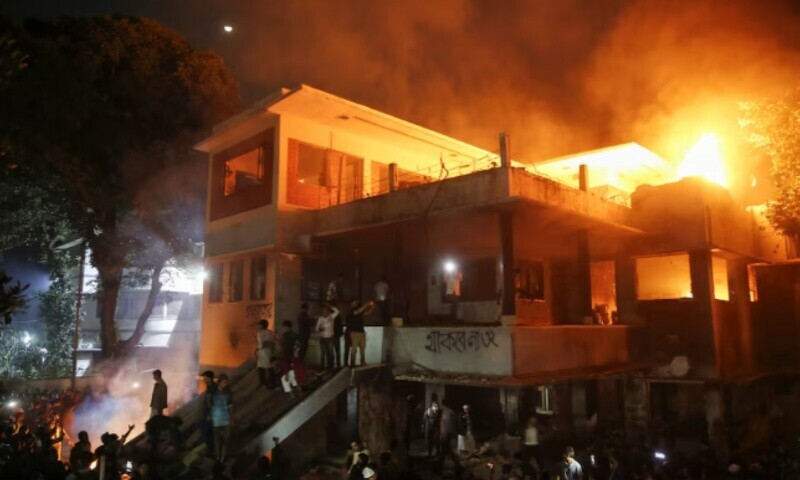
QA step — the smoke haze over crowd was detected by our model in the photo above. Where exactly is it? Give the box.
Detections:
[5,0,800,182]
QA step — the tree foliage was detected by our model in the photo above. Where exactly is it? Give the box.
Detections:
[0,270,28,326]
[0,16,240,358]
[740,84,800,237]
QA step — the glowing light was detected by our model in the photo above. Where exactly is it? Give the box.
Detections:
[22,331,31,346]
[223,25,234,33]
[200,269,208,280]
[90,460,98,470]
[132,382,140,389]
[7,401,17,408]
[443,260,457,273]
[677,133,727,188]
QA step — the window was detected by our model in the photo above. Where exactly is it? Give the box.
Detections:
[590,261,617,324]
[712,255,729,301]
[224,148,264,196]
[515,260,545,301]
[747,264,759,302]
[229,260,244,302]
[297,143,329,186]
[210,129,274,221]
[208,264,223,304]
[536,385,554,415]
[250,256,267,301]
[635,253,692,300]
[444,257,497,302]
[371,162,390,195]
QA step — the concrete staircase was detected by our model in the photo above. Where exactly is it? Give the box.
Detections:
[125,361,350,476]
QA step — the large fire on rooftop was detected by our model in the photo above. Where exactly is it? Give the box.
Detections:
[677,133,727,188]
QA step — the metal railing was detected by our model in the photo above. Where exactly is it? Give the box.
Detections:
[295,153,502,210]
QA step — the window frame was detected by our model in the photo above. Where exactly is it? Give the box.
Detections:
[210,129,275,221]
[228,259,244,303]
[250,255,267,301]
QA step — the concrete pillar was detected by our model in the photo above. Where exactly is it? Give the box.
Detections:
[690,251,719,371]
[577,164,591,321]
[614,256,638,325]
[499,132,511,168]
[624,378,649,438]
[388,163,398,192]
[571,382,588,435]
[500,388,521,435]
[554,384,573,436]
[499,211,516,322]
[705,384,729,462]
[597,378,622,427]
[579,164,589,191]
[347,386,359,443]
[577,230,593,321]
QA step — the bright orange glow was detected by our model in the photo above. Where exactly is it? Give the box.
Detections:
[677,133,727,188]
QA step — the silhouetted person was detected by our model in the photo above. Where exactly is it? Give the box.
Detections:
[150,369,168,417]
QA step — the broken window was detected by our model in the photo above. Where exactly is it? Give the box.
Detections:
[590,260,617,324]
[635,253,692,300]
[224,148,265,196]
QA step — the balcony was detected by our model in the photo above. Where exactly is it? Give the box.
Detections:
[287,165,635,240]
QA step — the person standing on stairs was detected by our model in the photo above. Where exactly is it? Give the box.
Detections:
[255,319,277,390]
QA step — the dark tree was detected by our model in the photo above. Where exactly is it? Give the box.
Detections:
[740,84,800,238]
[0,16,241,358]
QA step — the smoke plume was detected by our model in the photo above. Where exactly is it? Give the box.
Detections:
[204,0,800,188]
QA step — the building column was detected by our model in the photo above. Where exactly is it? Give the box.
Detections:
[347,386,359,443]
[577,165,593,322]
[577,230,593,321]
[500,387,521,435]
[624,377,649,438]
[705,384,729,462]
[571,382,588,435]
[499,210,516,324]
[690,251,720,372]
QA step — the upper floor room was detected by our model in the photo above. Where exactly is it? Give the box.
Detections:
[194,85,788,264]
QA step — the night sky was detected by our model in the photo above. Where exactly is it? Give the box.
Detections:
[4,0,800,174]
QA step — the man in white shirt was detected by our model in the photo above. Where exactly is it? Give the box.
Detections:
[315,303,339,370]
[523,416,541,468]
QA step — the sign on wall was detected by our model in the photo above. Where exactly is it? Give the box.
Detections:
[392,327,512,376]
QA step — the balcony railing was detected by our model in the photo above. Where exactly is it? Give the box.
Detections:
[287,153,503,210]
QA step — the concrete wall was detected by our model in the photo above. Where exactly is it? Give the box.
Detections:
[200,251,277,370]
[205,116,280,258]
[511,325,638,377]
[391,326,513,376]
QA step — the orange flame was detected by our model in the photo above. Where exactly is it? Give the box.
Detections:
[677,133,727,188]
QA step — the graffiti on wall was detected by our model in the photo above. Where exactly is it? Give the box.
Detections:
[424,330,500,354]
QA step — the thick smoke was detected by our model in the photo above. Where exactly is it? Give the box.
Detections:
[69,357,199,448]
[206,0,800,187]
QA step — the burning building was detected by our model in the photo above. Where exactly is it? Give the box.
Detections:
[192,84,800,467]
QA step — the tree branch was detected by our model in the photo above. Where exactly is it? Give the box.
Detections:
[116,259,165,357]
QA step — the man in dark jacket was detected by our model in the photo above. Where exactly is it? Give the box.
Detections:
[422,401,442,457]
[150,370,168,417]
